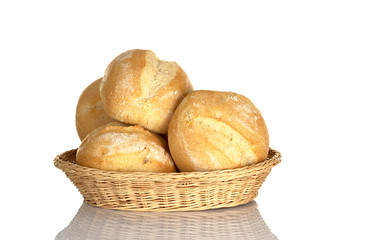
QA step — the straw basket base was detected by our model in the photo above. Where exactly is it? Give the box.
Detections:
[54,149,281,211]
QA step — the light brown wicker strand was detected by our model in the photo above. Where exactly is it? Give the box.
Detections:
[54,148,281,211]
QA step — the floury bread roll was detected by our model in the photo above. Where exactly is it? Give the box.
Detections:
[100,49,193,134]
[75,78,120,140]
[76,123,176,173]
[168,90,269,172]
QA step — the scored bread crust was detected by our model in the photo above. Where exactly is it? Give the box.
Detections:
[100,49,193,134]
[168,90,269,172]
[76,123,176,173]
[75,78,118,140]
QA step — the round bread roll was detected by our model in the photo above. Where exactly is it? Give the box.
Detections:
[75,78,119,140]
[76,122,176,173]
[168,90,269,172]
[100,49,193,134]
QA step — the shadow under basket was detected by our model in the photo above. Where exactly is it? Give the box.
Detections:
[54,148,281,212]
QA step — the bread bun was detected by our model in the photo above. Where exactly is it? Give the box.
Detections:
[168,90,269,172]
[76,122,176,173]
[100,49,193,134]
[75,78,119,140]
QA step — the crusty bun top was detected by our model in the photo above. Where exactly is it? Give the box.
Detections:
[168,90,269,172]
[75,78,118,140]
[100,49,193,134]
[76,123,176,173]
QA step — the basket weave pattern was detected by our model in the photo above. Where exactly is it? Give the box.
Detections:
[54,149,281,211]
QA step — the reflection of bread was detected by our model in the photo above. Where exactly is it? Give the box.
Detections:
[76,123,176,173]
[100,49,193,134]
[168,90,269,172]
[75,78,118,140]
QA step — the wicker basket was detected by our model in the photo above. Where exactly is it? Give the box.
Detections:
[54,148,281,211]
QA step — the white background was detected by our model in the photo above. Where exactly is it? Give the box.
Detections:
[1,0,370,239]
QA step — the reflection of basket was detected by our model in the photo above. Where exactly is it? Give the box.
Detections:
[54,149,281,211]
[56,201,278,240]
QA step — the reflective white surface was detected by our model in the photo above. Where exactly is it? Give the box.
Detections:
[56,201,277,240]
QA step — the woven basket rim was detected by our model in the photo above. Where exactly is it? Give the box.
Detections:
[54,148,281,177]
[54,148,281,211]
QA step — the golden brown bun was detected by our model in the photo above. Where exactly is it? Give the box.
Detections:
[168,90,269,172]
[76,123,176,173]
[75,78,119,140]
[100,49,193,134]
